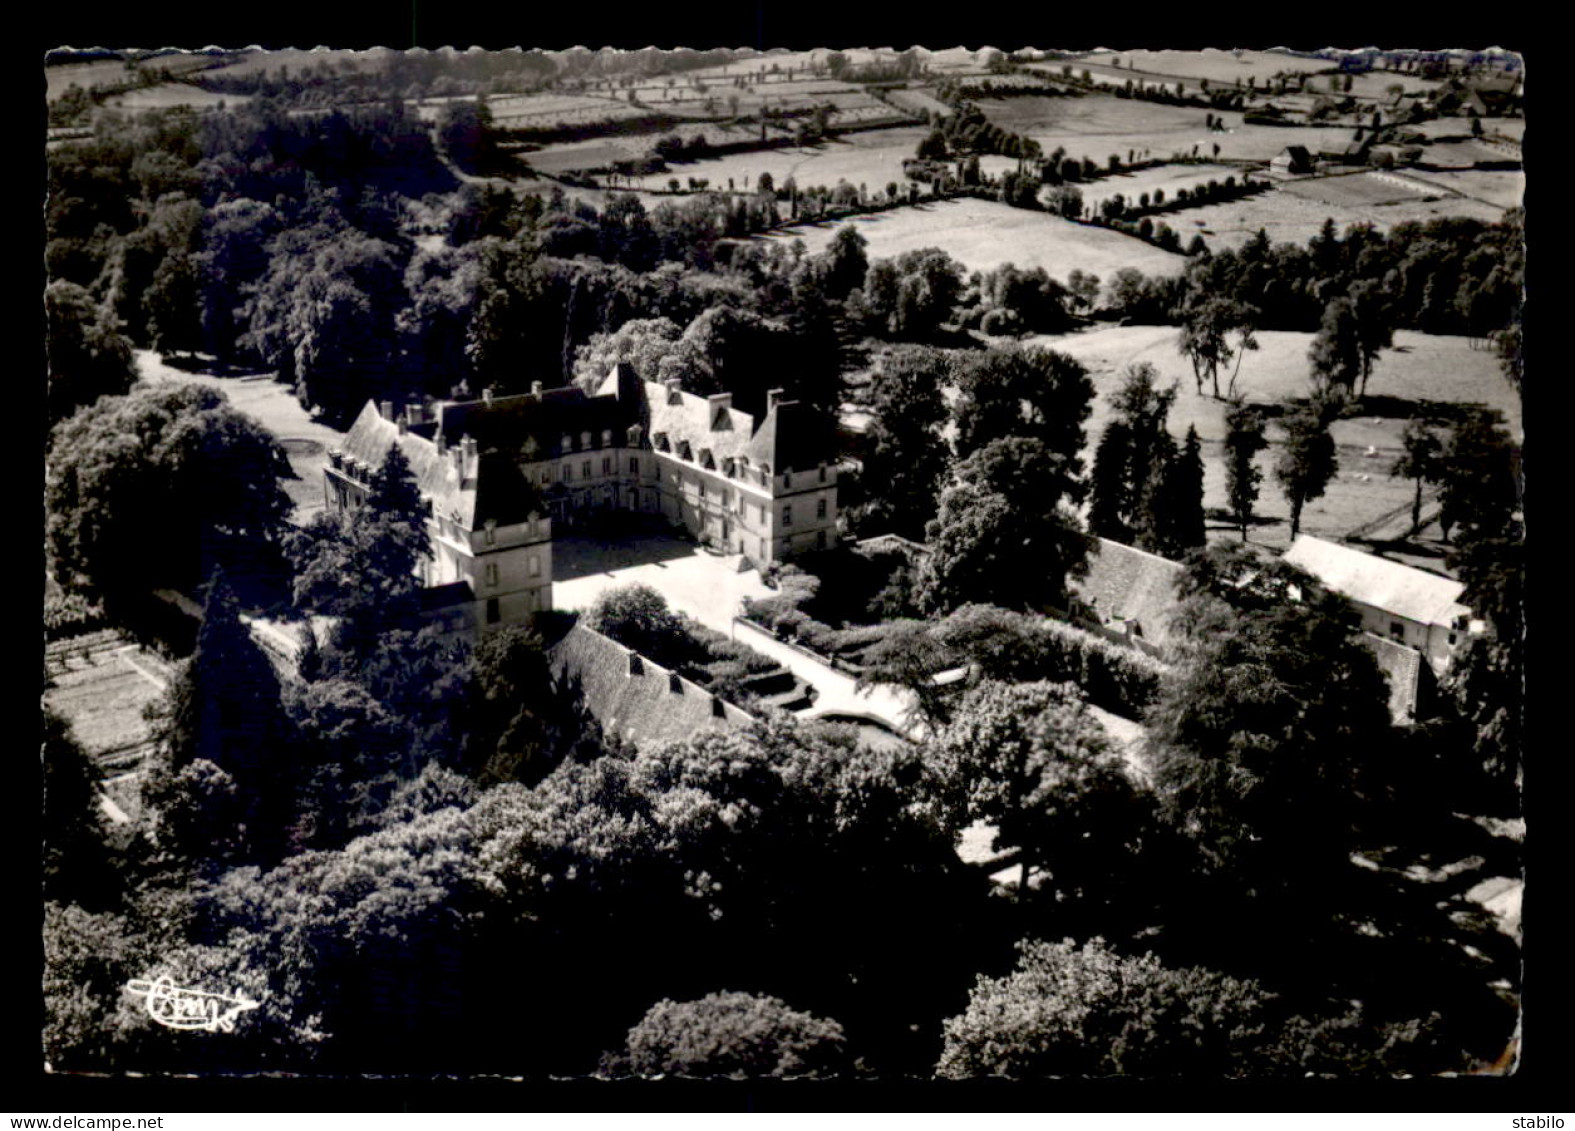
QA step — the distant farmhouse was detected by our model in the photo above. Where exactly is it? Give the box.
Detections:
[1270,145,1315,175]
[1071,535,1478,723]
[1283,534,1480,721]
[326,364,842,631]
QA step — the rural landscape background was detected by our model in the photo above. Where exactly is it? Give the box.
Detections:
[41,39,1525,1086]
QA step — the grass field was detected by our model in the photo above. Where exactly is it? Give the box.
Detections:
[1164,182,1510,251]
[754,197,1187,281]
[1278,170,1440,207]
[976,93,1368,166]
[1066,50,1444,101]
[136,351,344,526]
[1397,168,1525,210]
[1017,324,1518,560]
[604,126,931,192]
[105,84,249,111]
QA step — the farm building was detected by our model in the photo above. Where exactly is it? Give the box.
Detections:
[549,622,755,751]
[325,364,843,632]
[1282,534,1478,678]
[1270,145,1315,175]
[1068,537,1186,660]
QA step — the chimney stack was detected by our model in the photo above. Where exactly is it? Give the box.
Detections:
[766,388,785,412]
[481,387,494,405]
[663,376,683,404]
[627,651,644,677]
[531,381,544,397]
[380,399,394,421]
[668,672,683,694]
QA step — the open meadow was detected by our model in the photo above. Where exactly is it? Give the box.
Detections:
[755,196,1187,281]
[1021,324,1518,559]
[1165,180,1510,251]
[1064,49,1443,101]
[976,93,1368,165]
[1396,168,1525,210]
[602,126,931,191]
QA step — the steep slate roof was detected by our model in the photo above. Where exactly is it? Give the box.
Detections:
[340,403,546,531]
[437,388,628,459]
[604,373,759,466]
[1283,535,1468,627]
[340,403,474,527]
[745,399,839,473]
[549,624,754,751]
[1361,631,1424,721]
[1071,538,1186,653]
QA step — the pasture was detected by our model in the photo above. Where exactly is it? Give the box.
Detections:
[755,197,1187,281]
[1397,168,1525,210]
[1068,49,1443,101]
[105,84,249,111]
[1020,324,1518,559]
[975,93,1368,165]
[1164,182,1510,251]
[606,126,932,192]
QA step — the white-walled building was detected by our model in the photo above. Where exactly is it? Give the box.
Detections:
[1283,534,1478,677]
[324,364,842,630]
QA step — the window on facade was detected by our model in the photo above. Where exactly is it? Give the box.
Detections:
[816,498,827,520]
[759,505,766,524]
[486,598,500,625]
[580,432,591,450]
[540,470,550,485]
[819,465,827,483]
[722,488,731,507]
[699,481,707,499]
[484,522,496,546]
[602,457,612,475]
[783,505,793,526]
[582,460,592,479]
[561,434,572,454]
[562,464,572,481]
[528,554,540,578]
[629,457,639,474]
[486,563,499,588]
[602,429,613,447]
[784,471,792,489]
[1390,622,1405,641]
[1448,631,1458,645]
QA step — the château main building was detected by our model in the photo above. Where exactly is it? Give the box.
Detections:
[324,364,841,628]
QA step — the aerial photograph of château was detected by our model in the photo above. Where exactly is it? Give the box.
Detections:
[41,39,1525,1085]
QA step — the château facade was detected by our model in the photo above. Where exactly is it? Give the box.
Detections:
[324,364,841,628]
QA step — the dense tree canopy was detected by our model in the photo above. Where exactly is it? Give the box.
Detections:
[46,383,293,605]
[609,992,848,1078]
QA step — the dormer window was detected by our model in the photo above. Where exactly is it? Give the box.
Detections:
[484,519,497,546]
[784,470,792,489]
[654,432,671,452]
[602,429,614,447]
[678,440,693,461]
[723,458,735,478]
[580,431,592,450]
[819,464,827,483]
[561,434,573,454]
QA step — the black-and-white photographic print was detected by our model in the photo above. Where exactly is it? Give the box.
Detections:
[41,38,1525,1085]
